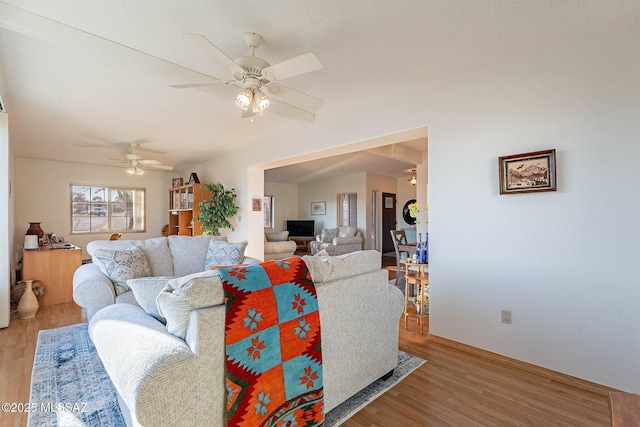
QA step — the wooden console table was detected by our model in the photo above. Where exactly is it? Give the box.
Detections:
[22,246,82,306]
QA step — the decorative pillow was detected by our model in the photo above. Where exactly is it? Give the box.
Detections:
[321,228,338,243]
[265,231,289,242]
[157,270,225,339]
[93,248,151,294]
[204,240,248,270]
[338,226,357,237]
[127,276,175,323]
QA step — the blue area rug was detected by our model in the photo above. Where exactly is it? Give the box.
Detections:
[28,323,425,426]
[28,323,125,427]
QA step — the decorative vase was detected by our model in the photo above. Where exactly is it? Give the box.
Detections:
[17,280,39,319]
[26,222,44,239]
[11,280,45,306]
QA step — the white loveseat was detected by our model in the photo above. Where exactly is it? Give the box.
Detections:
[73,235,257,319]
[88,250,404,426]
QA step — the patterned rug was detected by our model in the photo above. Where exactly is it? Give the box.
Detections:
[29,325,424,426]
[28,323,124,427]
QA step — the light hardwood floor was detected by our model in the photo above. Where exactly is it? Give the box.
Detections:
[0,300,613,427]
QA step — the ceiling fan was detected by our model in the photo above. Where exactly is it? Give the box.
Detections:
[105,142,174,175]
[170,32,324,122]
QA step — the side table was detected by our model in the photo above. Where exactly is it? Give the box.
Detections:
[22,246,82,306]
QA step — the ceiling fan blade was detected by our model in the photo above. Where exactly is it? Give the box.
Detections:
[262,52,323,81]
[170,80,228,89]
[241,109,256,119]
[138,159,160,165]
[142,163,174,171]
[266,98,315,123]
[266,83,323,112]
[183,33,239,70]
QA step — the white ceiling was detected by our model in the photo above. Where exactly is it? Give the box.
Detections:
[1,1,638,179]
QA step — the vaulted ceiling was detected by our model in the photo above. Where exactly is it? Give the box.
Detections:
[1,1,637,177]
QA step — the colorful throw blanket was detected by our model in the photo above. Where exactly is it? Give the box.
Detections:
[218,257,324,427]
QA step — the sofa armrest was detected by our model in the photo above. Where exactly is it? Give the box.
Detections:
[72,263,117,319]
[89,303,226,426]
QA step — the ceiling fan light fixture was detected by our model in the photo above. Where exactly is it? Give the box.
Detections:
[126,166,144,176]
[253,89,270,110]
[236,88,253,110]
[409,169,417,186]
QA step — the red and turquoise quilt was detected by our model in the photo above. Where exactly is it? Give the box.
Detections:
[218,257,324,427]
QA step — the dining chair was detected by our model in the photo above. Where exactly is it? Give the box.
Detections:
[390,230,410,286]
[109,233,122,240]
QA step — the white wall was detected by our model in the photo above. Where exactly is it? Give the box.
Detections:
[0,113,10,328]
[297,172,367,237]
[14,158,176,260]
[191,26,640,392]
[264,181,298,232]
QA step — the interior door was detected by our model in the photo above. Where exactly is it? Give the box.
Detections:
[381,192,397,254]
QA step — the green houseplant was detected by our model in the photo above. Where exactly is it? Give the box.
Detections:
[193,183,240,236]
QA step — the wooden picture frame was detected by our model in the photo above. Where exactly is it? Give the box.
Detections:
[499,149,556,194]
[252,198,262,211]
[172,177,183,188]
[311,201,326,215]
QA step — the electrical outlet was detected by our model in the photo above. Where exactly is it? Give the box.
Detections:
[501,309,512,325]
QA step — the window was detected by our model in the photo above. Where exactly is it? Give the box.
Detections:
[263,195,274,228]
[71,184,146,234]
[338,193,357,227]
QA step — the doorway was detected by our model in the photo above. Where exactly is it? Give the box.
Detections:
[381,192,396,254]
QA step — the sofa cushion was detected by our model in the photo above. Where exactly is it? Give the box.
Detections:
[157,270,225,339]
[93,248,151,294]
[127,276,176,323]
[265,231,289,242]
[204,240,248,269]
[321,228,338,243]
[167,235,227,276]
[302,250,381,283]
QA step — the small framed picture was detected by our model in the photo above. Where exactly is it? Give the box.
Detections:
[172,177,183,188]
[252,198,262,211]
[499,149,557,194]
[311,201,326,215]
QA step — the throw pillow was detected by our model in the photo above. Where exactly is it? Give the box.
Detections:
[204,240,248,270]
[157,270,225,339]
[93,248,151,294]
[338,226,357,237]
[127,276,176,323]
[321,228,338,243]
[265,231,289,242]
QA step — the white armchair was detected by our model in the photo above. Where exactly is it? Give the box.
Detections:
[264,231,297,260]
[310,226,363,256]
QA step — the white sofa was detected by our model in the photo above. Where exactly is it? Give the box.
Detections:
[264,230,297,260]
[88,250,404,426]
[310,226,363,255]
[73,235,257,319]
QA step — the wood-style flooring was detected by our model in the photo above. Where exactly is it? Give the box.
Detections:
[0,296,613,427]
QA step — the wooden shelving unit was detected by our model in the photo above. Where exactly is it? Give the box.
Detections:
[168,183,211,236]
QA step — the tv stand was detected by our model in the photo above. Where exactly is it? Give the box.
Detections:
[290,237,314,255]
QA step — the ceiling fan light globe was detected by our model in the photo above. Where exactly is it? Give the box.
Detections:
[253,89,270,110]
[236,89,253,109]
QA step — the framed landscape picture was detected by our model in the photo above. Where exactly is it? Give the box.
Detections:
[311,201,326,215]
[499,149,556,194]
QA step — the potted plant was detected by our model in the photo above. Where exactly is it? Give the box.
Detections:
[193,183,240,236]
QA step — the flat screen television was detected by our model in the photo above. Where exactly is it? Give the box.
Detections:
[286,220,315,238]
